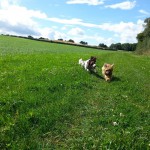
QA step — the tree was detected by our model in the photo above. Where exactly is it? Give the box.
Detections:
[131,43,137,51]
[39,37,45,40]
[98,43,107,48]
[68,39,74,43]
[109,43,136,51]
[136,33,144,42]
[58,38,63,41]
[28,35,34,39]
[143,18,150,37]
[115,43,122,50]
[109,43,116,50]
[109,43,122,50]
[136,17,150,54]
[80,41,88,45]
[122,43,137,51]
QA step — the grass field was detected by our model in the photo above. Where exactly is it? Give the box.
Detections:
[0,35,150,149]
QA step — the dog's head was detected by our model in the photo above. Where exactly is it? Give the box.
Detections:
[103,63,114,81]
[88,56,97,69]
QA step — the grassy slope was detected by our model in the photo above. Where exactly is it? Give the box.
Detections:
[0,35,150,149]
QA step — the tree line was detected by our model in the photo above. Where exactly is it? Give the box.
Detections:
[109,43,137,51]
[57,38,137,51]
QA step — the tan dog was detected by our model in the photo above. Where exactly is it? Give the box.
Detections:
[102,63,114,81]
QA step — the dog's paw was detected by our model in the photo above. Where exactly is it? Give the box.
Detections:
[94,69,97,73]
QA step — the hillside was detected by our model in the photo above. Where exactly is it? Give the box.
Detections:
[0,35,150,149]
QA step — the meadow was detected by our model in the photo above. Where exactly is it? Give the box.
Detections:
[0,35,150,149]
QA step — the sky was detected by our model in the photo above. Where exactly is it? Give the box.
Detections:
[0,0,150,46]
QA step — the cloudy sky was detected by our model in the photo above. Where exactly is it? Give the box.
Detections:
[0,0,149,46]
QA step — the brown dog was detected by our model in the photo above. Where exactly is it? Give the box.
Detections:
[102,63,114,81]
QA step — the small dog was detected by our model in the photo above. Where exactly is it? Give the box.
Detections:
[79,56,97,72]
[102,63,114,81]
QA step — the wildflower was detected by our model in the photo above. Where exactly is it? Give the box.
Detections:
[122,95,128,98]
[113,122,118,126]
[125,131,130,134]
[120,113,124,117]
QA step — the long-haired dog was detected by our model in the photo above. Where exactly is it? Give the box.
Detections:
[79,56,97,72]
[102,63,114,81]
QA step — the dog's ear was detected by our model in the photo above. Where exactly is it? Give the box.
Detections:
[90,56,94,60]
[111,64,114,68]
[93,57,96,61]
[104,63,108,67]
[91,56,96,60]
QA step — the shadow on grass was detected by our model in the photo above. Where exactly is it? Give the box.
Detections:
[112,76,121,82]
[89,71,103,80]
[90,71,121,82]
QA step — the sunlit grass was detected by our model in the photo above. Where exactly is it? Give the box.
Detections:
[0,35,150,149]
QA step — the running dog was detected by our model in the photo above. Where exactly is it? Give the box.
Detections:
[79,56,97,72]
[102,63,114,81]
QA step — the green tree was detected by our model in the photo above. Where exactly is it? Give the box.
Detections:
[137,33,144,42]
[28,35,34,39]
[68,39,74,43]
[136,17,150,54]
[98,43,107,48]
[110,43,136,51]
[143,18,150,37]
[122,43,137,51]
[58,39,63,41]
[109,43,122,50]
[80,41,88,45]
[109,43,116,50]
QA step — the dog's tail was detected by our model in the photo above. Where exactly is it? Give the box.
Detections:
[79,58,82,64]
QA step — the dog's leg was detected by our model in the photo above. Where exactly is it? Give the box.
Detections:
[84,62,89,71]
[94,68,97,73]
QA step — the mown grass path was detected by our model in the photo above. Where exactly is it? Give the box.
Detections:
[0,35,150,149]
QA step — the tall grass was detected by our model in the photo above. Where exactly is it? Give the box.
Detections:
[0,35,150,149]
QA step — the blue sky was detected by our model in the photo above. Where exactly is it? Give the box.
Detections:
[0,0,150,46]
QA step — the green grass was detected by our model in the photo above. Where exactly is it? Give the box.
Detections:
[0,35,150,149]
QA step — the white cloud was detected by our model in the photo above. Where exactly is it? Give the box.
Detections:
[61,26,67,30]
[139,9,150,15]
[105,1,136,10]
[69,34,114,46]
[99,21,141,33]
[68,27,84,36]
[0,0,20,8]
[99,20,144,43]
[49,18,82,25]
[94,36,114,46]
[0,0,144,45]
[47,17,144,43]
[0,0,67,40]
[66,0,104,5]
[0,5,47,26]
[0,0,48,36]
[38,28,67,40]
[48,17,99,28]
